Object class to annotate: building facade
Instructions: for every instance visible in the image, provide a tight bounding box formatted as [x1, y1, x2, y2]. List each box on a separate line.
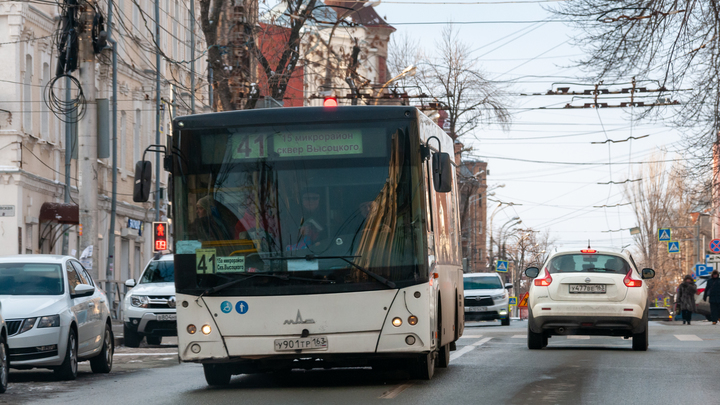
[0, 0, 205, 312]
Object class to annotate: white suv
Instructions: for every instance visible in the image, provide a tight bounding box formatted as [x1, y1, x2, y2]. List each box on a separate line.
[463, 273, 512, 325]
[123, 254, 176, 347]
[524, 248, 655, 351]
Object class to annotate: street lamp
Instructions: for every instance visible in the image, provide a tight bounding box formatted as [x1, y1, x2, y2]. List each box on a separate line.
[373, 65, 417, 105]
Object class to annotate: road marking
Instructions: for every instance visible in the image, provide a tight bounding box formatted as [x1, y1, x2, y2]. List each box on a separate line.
[512, 334, 526, 339]
[450, 338, 492, 361]
[567, 336, 590, 340]
[472, 337, 492, 346]
[114, 352, 179, 356]
[459, 334, 483, 339]
[675, 334, 702, 341]
[379, 383, 412, 399]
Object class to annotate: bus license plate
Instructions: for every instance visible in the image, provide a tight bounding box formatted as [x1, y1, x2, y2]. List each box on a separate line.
[274, 336, 328, 351]
[156, 314, 177, 321]
[569, 284, 606, 293]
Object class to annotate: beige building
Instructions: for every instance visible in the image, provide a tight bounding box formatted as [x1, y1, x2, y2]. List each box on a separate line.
[0, 0, 205, 310]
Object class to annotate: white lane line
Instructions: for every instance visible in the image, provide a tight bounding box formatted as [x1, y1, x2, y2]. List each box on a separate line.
[675, 334, 702, 341]
[567, 336, 590, 340]
[472, 337, 493, 346]
[459, 334, 483, 339]
[450, 337, 492, 361]
[114, 352, 179, 356]
[512, 335, 526, 339]
[379, 383, 413, 399]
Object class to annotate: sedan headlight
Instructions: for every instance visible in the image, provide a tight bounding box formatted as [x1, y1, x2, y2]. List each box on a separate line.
[38, 315, 60, 328]
[18, 317, 37, 335]
[131, 295, 149, 308]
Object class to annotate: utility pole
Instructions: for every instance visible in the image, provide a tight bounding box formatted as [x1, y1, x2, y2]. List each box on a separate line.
[62, 75, 71, 256]
[155, 0, 161, 221]
[189, 0, 195, 114]
[78, 0, 99, 278]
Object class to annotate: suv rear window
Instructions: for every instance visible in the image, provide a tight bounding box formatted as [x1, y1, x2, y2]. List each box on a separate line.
[464, 276, 502, 290]
[140, 259, 174, 284]
[547, 254, 630, 274]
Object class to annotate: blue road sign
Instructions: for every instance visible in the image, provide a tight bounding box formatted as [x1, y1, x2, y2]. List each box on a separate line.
[508, 297, 517, 306]
[696, 264, 713, 277]
[496, 260, 508, 272]
[668, 241, 680, 253]
[658, 228, 671, 241]
[710, 239, 720, 253]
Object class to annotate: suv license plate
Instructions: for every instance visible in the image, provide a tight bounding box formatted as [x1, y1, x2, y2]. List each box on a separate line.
[465, 307, 487, 312]
[274, 336, 328, 351]
[156, 314, 177, 321]
[569, 284, 606, 293]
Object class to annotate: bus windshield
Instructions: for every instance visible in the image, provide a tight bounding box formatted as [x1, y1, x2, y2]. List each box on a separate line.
[172, 119, 427, 296]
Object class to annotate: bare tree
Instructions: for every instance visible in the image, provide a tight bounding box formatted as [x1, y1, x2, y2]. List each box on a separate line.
[624, 152, 702, 298]
[549, 0, 720, 180]
[389, 25, 511, 141]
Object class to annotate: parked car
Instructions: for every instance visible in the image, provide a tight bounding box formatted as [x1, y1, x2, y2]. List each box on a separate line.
[0, 303, 7, 393]
[694, 277, 711, 320]
[123, 254, 176, 347]
[648, 307, 673, 321]
[0, 255, 114, 380]
[463, 272, 512, 325]
[524, 247, 655, 351]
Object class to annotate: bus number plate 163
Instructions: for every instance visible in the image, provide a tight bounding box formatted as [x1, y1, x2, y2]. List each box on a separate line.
[274, 336, 328, 351]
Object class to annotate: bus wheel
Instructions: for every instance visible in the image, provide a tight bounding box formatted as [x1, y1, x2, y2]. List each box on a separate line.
[436, 343, 450, 368]
[412, 351, 435, 380]
[203, 364, 232, 386]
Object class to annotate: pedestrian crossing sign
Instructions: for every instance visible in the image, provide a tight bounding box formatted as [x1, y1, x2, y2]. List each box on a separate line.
[508, 297, 517, 306]
[495, 260, 508, 272]
[658, 228, 671, 241]
[668, 241, 680, 253]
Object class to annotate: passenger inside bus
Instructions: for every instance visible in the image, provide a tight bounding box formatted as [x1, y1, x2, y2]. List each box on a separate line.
[193, 195, 233, 242]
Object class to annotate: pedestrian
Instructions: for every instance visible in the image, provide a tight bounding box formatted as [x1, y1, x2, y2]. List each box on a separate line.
[703, 270, 720, 324]
[677, 275, 697, 325]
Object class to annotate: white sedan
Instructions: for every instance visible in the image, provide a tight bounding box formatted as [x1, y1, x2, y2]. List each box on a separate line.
[524, 248, 655, 351]
[0, 255, 114, 379]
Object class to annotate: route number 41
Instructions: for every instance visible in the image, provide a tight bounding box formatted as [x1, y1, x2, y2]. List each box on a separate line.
[196, 249, 217, 274]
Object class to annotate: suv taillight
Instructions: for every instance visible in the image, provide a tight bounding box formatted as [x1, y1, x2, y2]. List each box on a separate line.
[624, 270, 642, 287]
[534, 270, 552, 286]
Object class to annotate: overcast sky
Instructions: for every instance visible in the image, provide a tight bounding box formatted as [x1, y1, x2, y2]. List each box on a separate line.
[372, 0, 686, 250]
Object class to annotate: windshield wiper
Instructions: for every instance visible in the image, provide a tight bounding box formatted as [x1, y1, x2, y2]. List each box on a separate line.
[583, 268, 618, 273]
[265, 254, 396, 289]
[201, 273, 335, 296]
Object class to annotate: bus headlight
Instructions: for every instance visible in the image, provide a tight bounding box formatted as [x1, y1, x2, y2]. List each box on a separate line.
[187, 324, 197, 334]
[201, 324, 212, 335]
[408, 316, 418, 325]
[392, 317, 402, 327]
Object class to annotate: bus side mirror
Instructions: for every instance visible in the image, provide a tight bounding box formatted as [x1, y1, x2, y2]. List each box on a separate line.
[133, 160, 152, 202]
[432, 152, 452, 193]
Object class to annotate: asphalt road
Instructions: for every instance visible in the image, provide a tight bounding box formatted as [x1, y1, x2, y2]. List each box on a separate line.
[4, 320, 720, 405]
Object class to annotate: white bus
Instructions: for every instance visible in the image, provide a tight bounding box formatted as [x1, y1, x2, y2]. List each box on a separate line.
[143, 105, 464, 385]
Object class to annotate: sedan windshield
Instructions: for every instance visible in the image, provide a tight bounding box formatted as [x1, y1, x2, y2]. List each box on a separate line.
[140, 260, 174, 284]
[464, 277, 502, 290]
[548, 254, 631, 274]
[0, 263, 64, 295]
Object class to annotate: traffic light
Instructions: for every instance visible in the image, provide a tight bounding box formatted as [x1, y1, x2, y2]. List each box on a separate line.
[323, 96, 338, 107]
[152, 221, 168, 252]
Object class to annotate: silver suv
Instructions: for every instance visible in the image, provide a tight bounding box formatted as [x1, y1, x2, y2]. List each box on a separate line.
[123, 254, 176, 347]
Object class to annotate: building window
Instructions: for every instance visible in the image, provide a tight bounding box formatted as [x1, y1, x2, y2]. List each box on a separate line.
[24, 54, 33, 132]
[377, 55, 387, 85]
[42, 62, 50, 141]
[120, 111, 127, 170]
[134, 108, 141, 164]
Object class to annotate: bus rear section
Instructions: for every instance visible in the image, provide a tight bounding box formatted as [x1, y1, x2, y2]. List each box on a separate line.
[166, 106, 463, 384]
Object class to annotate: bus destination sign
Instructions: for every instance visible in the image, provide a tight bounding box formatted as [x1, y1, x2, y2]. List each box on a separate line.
[232, 130, 363, 160]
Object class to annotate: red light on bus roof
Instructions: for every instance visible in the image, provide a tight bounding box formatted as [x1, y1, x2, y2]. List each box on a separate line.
[580, 249, 597, 253]
[323, 97, 338, 107]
